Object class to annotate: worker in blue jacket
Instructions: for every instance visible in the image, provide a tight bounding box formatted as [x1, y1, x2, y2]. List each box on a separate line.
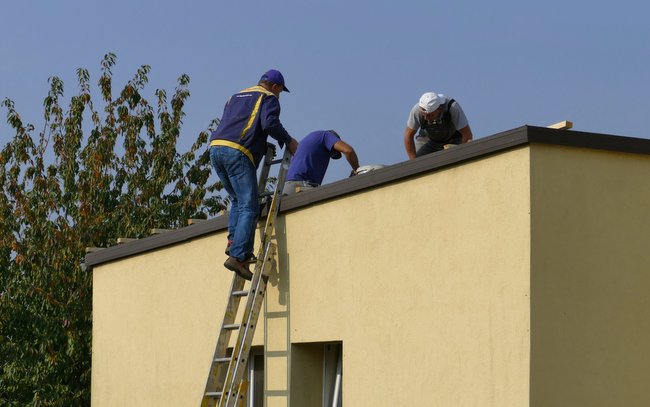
[210, 69, 298, 280]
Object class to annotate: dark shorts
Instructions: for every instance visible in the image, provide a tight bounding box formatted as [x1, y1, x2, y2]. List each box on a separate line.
[415, 134, 462, 157]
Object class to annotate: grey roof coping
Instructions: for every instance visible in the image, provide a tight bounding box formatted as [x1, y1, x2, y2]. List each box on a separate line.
[84, 125, 650, 268]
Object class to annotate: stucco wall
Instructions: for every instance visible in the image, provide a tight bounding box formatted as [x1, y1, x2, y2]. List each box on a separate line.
[278, 147, 532, 406]
[91, 231, 265, 407]
[530, 145, 650, 406]
[92, 146, 532, 406]
[91, 135, 650, 406]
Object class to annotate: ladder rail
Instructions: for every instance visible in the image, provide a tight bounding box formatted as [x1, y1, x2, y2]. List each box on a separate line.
[202, 276, 246, 406]
[220, 150, 290, 406]
[257, 143, 277, 201]
[202, 146, 291, 407]
[261, 148, 291, 238]
[219, 242, 275, 406]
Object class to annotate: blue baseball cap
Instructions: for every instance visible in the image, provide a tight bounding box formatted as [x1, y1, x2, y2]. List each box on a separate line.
[260, 69, 290, 92]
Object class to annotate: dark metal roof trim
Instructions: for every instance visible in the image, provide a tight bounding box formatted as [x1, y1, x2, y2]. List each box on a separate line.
[280, 125, 531, 212]
[84, 216, 229, 267]
[527, 126, 650, 154]
[85, 125, 650, 268]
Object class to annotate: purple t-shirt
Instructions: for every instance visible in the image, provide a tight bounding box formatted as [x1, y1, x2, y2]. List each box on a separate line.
[286, 130, 339, 185]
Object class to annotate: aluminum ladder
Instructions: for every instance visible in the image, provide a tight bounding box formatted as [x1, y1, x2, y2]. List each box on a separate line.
[201, 144, 291, 407]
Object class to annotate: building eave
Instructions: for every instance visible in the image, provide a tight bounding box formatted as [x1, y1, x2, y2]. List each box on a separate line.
[84, 125, 650, 268]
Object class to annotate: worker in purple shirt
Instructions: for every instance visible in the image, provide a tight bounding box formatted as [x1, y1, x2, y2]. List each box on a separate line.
[284, 130, 360, 194]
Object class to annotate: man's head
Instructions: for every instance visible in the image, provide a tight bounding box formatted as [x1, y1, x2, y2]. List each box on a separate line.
[328, 130, 342, 159]
[418, 92, 446, 120]
[259, 69, 290, 96]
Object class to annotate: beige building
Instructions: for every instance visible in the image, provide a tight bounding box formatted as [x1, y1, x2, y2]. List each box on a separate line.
[86, 125, 650, 407]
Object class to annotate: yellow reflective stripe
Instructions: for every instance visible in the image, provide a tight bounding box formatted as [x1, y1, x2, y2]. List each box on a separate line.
[241, 85, 275, 97]
[240, 94, 264, 140]
[210, 139, 254, 164]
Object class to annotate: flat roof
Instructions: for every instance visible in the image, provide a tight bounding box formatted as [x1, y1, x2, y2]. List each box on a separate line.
[85, 125, 650, 268]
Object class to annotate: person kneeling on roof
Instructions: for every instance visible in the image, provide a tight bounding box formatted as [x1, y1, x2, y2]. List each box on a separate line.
[403, 92, 473, 159]
[284, 130, 359, 194]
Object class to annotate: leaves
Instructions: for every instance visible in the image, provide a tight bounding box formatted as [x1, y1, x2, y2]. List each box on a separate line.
[0, 54, 226, 406]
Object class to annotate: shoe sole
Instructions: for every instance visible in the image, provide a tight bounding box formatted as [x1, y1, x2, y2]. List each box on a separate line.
[234, 269, 253, 280]
[224, 261, 253, 281]
[225, 247, 256, 264]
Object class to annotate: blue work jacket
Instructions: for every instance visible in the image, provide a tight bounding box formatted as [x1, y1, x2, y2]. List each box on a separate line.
[210, 86, 292, 166]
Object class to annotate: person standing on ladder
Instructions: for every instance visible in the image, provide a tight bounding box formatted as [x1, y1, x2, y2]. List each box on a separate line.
[403, 92, 473, 159]
[210, 69, 298, 280]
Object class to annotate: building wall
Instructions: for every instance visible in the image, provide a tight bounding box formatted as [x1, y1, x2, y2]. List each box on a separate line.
[277, 147, 532, 406]
[91, 136, 650, 406]
[530, 145, 650, 406]
[92, 232, 266, 406]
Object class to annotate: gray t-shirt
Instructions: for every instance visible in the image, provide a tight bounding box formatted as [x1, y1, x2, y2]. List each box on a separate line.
[406, 98, 469, 145]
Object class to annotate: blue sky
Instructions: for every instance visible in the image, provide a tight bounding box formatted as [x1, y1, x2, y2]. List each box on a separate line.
[1, 0, 649, 184]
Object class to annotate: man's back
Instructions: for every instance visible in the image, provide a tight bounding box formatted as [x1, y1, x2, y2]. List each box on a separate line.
[211, 85, 291, 167]
[286, 130, 340, 185]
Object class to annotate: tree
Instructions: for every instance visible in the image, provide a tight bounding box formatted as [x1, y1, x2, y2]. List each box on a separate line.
[0, 53, 224, 406]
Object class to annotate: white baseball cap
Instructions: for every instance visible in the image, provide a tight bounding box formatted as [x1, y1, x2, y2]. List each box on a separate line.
[418, 92, 447, 113]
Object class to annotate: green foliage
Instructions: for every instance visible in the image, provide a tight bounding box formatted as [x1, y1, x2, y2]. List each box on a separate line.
[0, 53, 224, 406]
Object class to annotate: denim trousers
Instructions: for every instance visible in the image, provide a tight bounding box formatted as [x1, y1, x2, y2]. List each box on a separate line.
[210, 146, 259, 260]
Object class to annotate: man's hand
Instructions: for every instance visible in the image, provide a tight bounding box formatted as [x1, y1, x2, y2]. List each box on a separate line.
[266, 142, 277, 158]
[288, 138, 299, 155]
[459, 125, 473, 144]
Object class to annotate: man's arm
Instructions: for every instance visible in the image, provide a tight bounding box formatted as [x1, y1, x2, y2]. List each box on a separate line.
[287, 138, 299, 155]
[449, 101, 472, 144]
[260, 95, 294, 148]
[458, 125, 473, 144]
[403, 127, 417, 160]
[333, 140, 360, 173]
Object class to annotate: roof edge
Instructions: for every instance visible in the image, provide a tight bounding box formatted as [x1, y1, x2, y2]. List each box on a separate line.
[85, 125, 649, 268]
[527, 126, 650, 154]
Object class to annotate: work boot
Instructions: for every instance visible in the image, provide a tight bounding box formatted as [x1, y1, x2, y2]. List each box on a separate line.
[224, 256, 253, 281]
[225, 246, 256, 264]
[225, 239, 255, 264]
[243, 253, 258, 264]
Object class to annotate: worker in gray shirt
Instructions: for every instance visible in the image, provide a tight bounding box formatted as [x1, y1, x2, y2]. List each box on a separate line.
[403, 92, 473, 159]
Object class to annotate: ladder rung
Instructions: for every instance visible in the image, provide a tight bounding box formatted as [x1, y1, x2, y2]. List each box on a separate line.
[202, 149, 289, 402]
[214, 357, 230, 363]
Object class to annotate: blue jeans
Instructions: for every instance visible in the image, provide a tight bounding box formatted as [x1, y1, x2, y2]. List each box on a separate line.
[210, 146, 259, 261]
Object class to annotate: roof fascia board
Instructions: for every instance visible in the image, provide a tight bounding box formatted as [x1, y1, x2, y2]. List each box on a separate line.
[280, 126, 530, 212]
[85, 125, 650, 268]
[85, 216, 228, 267]
[527, 126, 650, 155]
[85, 126, 530, 268]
